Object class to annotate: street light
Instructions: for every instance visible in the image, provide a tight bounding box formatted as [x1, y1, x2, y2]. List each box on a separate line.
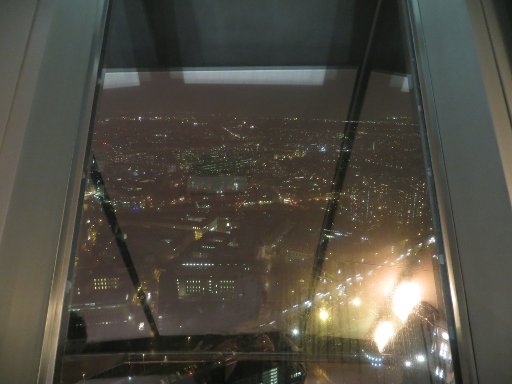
[319, 308, 329, 322]
[351, 297, 362, 307]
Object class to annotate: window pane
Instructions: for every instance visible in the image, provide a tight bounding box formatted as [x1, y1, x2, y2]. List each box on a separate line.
[55, 1, 457, 383]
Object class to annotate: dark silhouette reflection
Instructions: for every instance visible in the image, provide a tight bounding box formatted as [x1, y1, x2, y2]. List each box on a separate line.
[65, 312, 87, 354]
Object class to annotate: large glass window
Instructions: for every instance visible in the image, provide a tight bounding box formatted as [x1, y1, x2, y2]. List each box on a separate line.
[55, 1, 457, 383]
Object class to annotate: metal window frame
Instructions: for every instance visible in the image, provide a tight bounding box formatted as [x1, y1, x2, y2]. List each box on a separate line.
[0, 0, 511, 382]
[408, 0, 512, 383]
[478, 0, 512, 127]
[0, 1, 109, 383]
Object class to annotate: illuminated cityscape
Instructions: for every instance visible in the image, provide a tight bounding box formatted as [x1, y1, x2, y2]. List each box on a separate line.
[56, 4, 452, 382]
[62, 91, 453, 382]
[72, 111, 432, 336]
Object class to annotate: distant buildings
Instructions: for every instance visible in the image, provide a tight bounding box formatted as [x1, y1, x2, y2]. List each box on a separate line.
[69, 113, 435, 339]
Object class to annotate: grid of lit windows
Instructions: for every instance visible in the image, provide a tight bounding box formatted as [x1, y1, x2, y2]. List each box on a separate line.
[176, 278, 238, 297]
[184, 280, 202, 294]
[93, 277, 120, 290]
[217, 279, 236, 293]
[262, 367, 278, 384]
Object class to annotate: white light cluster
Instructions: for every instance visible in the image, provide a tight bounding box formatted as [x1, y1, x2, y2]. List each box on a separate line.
[435, 366, 445, 379]
[365, 352, 384, 368]
[392, 282, 421, 322]
[259, 236, 434, 332]
[374, 321, 394, 352]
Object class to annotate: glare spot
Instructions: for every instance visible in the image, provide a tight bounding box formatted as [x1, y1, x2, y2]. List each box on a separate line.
[319, 308, 329, 322]
[351, 297, 362, 307]
[392, 281, 421, 322]
[416, 354, 426, 363]
[374, 321, 394, 352]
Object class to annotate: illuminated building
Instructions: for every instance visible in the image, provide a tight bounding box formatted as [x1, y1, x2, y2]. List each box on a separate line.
[193, 154, 251, 176]
[188, 175, 248, 194]
[158, 232, 262, 334]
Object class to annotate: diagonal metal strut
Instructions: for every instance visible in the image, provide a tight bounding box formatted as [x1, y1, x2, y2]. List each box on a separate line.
[90, 155, 160, 337]
[300, 0, 384, 336]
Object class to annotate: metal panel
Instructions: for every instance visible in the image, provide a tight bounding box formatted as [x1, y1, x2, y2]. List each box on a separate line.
[478, 0, 512, 127]
[469, 0, 512, 199]
[0, 1, 108, 383]
[0, 0, 45, 242]
[410, 0, 512, 382]
[0, 0, 38, 143]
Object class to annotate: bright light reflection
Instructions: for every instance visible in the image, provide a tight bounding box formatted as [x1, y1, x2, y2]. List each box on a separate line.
[392, 281, 421, 322]
[351, 297, 362, 307]
[291, 328, 299, 336]
[319, 308, 329, 322]
[177, 69, 335, 86]
[103, 72, 140, 89]
[416, 354, 426, 363]
[374, 321, 394, 352]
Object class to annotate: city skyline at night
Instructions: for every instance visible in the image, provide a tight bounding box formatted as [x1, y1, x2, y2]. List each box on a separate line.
[69, 70, 436, 340]
[59, 67, 453, 383]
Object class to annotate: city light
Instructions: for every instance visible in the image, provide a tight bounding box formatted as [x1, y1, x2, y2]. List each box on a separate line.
[435, 366, 445, 379]
[374, 321, 394, 352]
[351, 297, 362, 307]
[392, 281, 421, 322]
[416, 354, 426, 363]
[69, 59, 445, 378]
[440, 342, 450, 359]
[319, 308, 330, 322]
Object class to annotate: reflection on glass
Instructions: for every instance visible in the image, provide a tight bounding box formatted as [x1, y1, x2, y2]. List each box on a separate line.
[56, 1, 456, 383]
[492, 0, 512, 64]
